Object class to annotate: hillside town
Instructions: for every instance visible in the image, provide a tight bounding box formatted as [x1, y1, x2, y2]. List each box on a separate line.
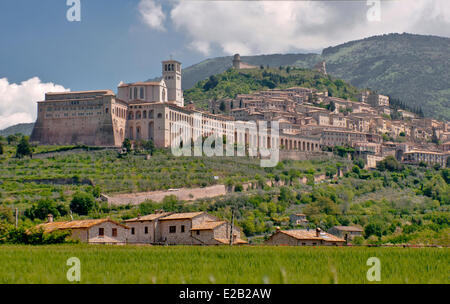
[209, 56, 450, 168]
[29, 56, 449, 170]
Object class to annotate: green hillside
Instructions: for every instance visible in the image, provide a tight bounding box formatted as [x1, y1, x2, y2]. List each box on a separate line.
[180, 33, 450, 120]
[0, 123, 34, 137]
[184, 67, 359, 109]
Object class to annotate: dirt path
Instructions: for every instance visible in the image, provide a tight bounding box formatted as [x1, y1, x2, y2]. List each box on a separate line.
[104, 184, 227, 205]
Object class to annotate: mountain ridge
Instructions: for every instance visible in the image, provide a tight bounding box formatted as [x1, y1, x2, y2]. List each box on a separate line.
[180, 33, 450, 120]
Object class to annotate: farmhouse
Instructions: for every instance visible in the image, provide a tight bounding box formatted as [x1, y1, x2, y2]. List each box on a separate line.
[328, 226, 363, 240]
[125, 211, 247, 245]
[36, 215, 129, 244]
[265, 228, 345, 246]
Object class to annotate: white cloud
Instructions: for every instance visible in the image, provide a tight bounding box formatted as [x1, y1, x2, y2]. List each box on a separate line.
[152, 0, 450, 55]
[139, 0, 166, 31]
[0, 77, 69, 130]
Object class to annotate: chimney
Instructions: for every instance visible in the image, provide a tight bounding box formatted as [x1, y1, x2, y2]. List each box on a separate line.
[316, 227, 321, 237]
[47, 214, 54, 223]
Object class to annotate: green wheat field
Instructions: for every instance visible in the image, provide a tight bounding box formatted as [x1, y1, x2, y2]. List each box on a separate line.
[0, 245, 448, 284]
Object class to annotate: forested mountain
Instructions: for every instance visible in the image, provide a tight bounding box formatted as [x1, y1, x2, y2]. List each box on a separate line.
[179, 33, 450, 120]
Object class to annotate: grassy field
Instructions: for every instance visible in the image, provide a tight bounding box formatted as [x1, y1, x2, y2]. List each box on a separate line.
[0, 245, 448, 284]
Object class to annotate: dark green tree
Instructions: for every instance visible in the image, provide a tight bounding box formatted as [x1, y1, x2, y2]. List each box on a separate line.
[15, 136, 32, 158]
[7, 134, 19, 145]
[25, 199, 68, 220]
[122, 138, 132, 152]
[70, 192, 96, 215]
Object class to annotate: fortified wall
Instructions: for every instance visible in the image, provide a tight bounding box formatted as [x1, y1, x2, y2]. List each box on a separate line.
[30, 90, 127, 146]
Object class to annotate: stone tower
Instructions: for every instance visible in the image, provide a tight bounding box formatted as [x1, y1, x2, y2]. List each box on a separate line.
[314, 61, 327, 75]
[162, 60, 184, 107]
[232, 54, 241, 69]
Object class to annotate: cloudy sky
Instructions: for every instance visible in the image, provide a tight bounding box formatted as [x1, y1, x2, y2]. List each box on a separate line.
[0, 0, 449, 129]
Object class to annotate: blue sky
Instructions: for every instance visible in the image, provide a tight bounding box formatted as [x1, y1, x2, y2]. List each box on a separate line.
[0, 0, 449, 129]
[0, 0, 207, 91]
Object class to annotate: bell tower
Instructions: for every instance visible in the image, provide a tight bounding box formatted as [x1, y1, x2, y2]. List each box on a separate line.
[162, 60, 183, 107]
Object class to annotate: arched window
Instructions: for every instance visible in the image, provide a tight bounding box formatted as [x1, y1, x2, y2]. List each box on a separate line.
[143, 110, 147, 119]
[157, 113, 163, 119]
[105, 108, 109, 114]
[136, 111, 141, 119]
[128, 112, 134, 120]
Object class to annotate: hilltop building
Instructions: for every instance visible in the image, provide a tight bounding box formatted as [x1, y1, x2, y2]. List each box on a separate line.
[232, 54, 258, 70]
[314, 61, 327, 75]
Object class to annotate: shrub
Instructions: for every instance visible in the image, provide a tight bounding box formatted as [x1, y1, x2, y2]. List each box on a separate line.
[364, 222, 383, 238]
[0, 226, 72, 245]
[16, 136, 33, 158]
[25, 199, 68, 220]
[377, 156, 403, 172]
[70, 192, 96, 215]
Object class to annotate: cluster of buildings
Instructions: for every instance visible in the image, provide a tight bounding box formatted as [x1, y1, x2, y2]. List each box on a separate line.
[210, 62, 449, 167]
[30, 56, 449, 168]
[38, 212, 247, 246]
[37, 212, 362, 246]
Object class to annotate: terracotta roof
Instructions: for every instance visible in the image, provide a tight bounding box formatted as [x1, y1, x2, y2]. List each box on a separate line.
[124, 212, 173, 223]
[332, 226, 363, 232]
[159, 212, 205, 221]
[191, 221, 226, 231]
[215, 238, 248, 245]
[36, 219, 129, 233]
[279, 230, 345, 242]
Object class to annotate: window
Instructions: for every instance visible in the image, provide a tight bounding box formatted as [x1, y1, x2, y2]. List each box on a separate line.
[181, 225, 185, 233]
[302, 243, 306, 246]
[157, 113, 163, 119]
[99, 228, 104, 236]
[196, 231, 200, 235]
[169, 226, 176, 233]
[145, 227, 149, 234]
[131, 228, 135, 235]
[112, 228, 117, 237]
[140, 87, 144, 99]
[134, 87, 138, 100]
